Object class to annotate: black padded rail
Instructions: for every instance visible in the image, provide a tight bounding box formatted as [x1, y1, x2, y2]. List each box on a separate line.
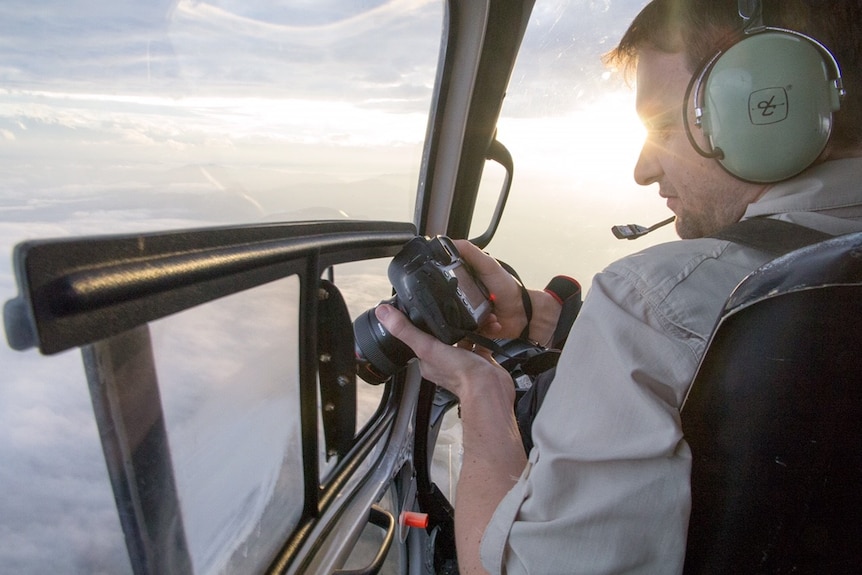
[4, 220, 416, 354]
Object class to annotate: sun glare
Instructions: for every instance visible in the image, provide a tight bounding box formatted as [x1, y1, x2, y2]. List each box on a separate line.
[497, 91, 646, 186]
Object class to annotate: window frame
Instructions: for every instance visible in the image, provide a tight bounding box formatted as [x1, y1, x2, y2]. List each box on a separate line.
[5, 220, 417, 573]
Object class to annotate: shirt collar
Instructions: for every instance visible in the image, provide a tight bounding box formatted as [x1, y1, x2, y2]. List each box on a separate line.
[743, 157, 862, 218]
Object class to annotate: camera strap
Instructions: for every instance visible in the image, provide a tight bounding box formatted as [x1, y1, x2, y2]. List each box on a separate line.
[494, 258, 534, 340]
[462, 331, 561, 369]
[463, 271, 583, 368]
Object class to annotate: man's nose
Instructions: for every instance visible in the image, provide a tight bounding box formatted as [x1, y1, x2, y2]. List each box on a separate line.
[634, 140, 662, 186]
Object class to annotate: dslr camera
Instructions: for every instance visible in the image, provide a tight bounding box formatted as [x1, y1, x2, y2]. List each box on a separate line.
[354, 235, 493, 384]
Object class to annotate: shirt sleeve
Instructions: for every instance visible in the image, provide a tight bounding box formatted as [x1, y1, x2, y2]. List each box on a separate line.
[480, 265, 700, 575]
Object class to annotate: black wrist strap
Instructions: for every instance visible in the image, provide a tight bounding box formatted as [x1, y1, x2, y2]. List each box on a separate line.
[494, 258, 533, 340]
[517, 279, 532, 340]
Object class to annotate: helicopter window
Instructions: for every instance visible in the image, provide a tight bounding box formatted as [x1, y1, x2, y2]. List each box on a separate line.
[1, 1, 442, 573]
[150, 276, 303, 574]
[441, 0, 679, 506]
[473, 0, 675, 288]
[318, 258, 393, 482]
[0, 0, 439, 234]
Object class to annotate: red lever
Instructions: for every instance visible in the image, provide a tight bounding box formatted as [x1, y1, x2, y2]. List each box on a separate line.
[400, 511, 429, 529]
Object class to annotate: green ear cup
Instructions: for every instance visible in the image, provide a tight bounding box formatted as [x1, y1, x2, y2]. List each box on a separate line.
[700, 31, 843, 183]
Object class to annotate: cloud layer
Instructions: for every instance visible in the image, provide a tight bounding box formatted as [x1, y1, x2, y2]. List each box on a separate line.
[0, 1, 659, 573]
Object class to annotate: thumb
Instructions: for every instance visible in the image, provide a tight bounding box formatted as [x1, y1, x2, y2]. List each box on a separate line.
[375, 304, 434, 357]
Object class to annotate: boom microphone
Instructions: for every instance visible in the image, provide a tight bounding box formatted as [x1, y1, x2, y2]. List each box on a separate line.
[611, 216, 675, 240]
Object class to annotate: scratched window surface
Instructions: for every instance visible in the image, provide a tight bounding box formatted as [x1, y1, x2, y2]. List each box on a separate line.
[1, 0, 685, 572]
[473, 0, 677, 290]
[0, 1, 439, 232]
[152, 277, 303, 574]
[0, 1, 441, 573]
[440, 0, 679, 503]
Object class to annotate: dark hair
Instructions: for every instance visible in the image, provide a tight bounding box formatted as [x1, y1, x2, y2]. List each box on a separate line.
[605, 0, 862, 150]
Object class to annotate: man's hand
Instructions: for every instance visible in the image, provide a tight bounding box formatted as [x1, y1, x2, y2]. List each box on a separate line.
[374, 303, 512, 401]
[375, 301, 527, 575]
[455, 240, 563, 347]
[454, 240, 529, 340]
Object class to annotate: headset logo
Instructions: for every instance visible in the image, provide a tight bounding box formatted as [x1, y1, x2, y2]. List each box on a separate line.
[749, 87, 788, 125]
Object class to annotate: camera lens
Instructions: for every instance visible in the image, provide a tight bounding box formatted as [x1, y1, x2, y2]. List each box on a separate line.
[353, 300, 416, 384]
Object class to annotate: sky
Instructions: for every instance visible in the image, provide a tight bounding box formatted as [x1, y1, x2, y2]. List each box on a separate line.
[0, 1, 678, 573]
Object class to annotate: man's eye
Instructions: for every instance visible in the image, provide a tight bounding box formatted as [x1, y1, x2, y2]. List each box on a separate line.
[642, 111, 683, 143]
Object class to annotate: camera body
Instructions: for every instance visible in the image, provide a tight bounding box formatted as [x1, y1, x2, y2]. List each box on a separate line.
[354, 235, 492, 384]
[390, 235, 492, 344]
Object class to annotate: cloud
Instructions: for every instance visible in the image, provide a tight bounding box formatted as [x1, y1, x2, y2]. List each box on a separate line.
[0, 239, 400, 573]
[165, 0, 443, 111]
[0, 0, 441, 111]
[0, 1, 665, 573]
[174, 0, 436, 39]
[0, 342, 131, 574]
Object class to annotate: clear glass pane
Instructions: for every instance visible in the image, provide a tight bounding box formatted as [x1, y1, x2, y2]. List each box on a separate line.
[151, 276, 302, 574]
[486, 0, 677, 287]
[1, 1, 443, 572]
[319, 257, 394, 481]
[431, 406, 463, 504]
[445, 0, 681, 506]
[0, 0, 441, 235]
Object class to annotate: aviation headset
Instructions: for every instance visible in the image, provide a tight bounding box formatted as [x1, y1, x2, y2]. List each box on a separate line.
[684, 0, 846, 183]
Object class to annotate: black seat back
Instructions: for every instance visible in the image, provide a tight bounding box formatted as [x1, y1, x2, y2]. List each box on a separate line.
[682, 232, 862, 574]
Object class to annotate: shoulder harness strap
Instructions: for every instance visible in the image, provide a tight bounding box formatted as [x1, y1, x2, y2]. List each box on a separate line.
[710, 217, 834, 257]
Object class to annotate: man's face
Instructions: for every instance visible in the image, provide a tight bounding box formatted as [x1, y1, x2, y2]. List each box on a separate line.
[633, 49, 767, 239]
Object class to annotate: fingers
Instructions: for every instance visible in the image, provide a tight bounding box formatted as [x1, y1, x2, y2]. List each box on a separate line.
[452, 241, 528, 339]
[452, 240, 520, 301]
[477, 314, 503, 338]
[376, 303, 491, 360]
[374, 304, 435, 357]
[453, 239, 501, 277]
[374, 303, 499, 393]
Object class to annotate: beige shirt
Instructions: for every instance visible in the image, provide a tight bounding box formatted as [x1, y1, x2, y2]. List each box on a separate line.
[481, 158, 862, 574]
